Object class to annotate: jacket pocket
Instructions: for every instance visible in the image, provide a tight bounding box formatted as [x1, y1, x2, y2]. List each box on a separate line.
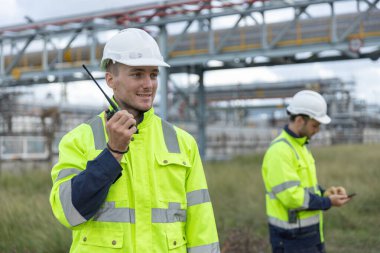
[155, 152, 191, 169]
[79, 229, 123, 249]
[155, 153, 191, 203]
[166, 226, 187, 251]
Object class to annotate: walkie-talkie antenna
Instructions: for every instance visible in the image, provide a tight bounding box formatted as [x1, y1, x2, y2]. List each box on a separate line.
[82, 64, 119, 111]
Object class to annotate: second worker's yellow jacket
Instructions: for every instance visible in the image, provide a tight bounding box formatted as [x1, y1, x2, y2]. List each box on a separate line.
[262, 128, 330, 243]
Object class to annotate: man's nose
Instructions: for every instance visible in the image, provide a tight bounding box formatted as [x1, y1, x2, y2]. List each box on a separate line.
[142, 75, 153, 88]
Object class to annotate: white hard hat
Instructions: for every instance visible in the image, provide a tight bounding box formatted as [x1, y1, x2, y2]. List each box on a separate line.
[287, 90, 331, 124]
[100, 28, 170, 70]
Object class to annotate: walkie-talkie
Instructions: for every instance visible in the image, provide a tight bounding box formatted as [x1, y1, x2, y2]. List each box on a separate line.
[82, 64, 119, 120]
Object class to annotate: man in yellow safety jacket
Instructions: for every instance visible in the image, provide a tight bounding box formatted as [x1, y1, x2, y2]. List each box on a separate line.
[261, 90, 352, 253]
[50, 28, 219, 253]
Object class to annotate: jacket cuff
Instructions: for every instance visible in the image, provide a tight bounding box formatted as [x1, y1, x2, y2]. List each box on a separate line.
[91, 148, 122, 182]
[307, 193, 332, 211]
[321, 196, 332, 210]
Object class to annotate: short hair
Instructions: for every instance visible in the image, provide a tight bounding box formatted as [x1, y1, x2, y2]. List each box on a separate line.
[287, 110, 310, 122]
[104, 60, 120, 76]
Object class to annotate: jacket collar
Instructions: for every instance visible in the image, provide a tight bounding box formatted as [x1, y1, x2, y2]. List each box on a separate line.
[137, 107, 154, 130]
[284, 124, 309, 145]
[108, 97, 155, 130]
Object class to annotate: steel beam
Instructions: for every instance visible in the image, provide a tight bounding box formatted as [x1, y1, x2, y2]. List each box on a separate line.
[338, 0, 380, 42]
[5, 35, 35, 75]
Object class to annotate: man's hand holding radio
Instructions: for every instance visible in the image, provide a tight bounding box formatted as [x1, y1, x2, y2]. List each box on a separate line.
[106, 110, 137, 161]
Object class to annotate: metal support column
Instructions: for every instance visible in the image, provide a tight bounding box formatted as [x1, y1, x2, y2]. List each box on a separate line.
[42, 37, 48, 71]
[197, 67, 206, 158]
[208, 17, 215, 55]
[159, 26, 168, 120]
[90, 32, 98, 66]
[0, 41, 4, 76]
[330, 2, 337, 43]
[261, 11, 268, 49]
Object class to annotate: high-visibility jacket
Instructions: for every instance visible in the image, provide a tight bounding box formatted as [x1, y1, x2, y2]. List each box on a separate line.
[50, 108, 219, 253]
[261, 127, 331, 245]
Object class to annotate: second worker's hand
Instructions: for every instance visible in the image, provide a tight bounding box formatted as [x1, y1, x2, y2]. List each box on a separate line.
[329, 194, 351, 207]
[324, 186, 347, 197]
[106, 110, 137, 161]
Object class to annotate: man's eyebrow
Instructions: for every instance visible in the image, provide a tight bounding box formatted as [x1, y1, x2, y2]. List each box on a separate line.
[129, 68, 159, 73]
[129, 68, 144, 72]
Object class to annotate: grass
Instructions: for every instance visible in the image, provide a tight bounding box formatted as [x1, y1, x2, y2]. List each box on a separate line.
[205, 143, 380, 253]
[0, 170, 71, 253]
[0, 144, 379, 252]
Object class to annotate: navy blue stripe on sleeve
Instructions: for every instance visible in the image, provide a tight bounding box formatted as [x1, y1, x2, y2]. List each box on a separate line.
[307, 193, 331, 211]
[71, 148, 122, 220]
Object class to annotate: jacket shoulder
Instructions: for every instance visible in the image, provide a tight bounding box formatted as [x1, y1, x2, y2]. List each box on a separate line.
[265, 136, 297, 160]
[59, 115, 101, 148]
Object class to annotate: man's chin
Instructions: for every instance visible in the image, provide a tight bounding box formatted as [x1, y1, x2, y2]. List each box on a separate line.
[138, 105, 152, 113]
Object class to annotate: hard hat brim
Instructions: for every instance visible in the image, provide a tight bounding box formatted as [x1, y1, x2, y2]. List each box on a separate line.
[314, 115, 331, 124]
[122, 58, 170, 68]
[101, 58, 170, 70]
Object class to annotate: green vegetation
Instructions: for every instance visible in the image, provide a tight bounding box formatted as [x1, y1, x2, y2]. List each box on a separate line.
[0, 170, 71, 252]
[206, 144, 380, 253]
[1, 144, 379, 252]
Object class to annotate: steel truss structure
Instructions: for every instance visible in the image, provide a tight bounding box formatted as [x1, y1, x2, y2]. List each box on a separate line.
[1, 0, 380, 156]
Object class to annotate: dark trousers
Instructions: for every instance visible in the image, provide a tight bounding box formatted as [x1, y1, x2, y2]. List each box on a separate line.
[269, 224, 326, 253]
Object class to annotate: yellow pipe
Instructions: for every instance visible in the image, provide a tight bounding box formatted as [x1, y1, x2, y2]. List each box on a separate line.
[240, 27, 246, 50]
[296, 22, 302, 45]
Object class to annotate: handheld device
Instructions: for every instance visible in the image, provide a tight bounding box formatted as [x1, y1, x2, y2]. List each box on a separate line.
[82, 64, 119, 120]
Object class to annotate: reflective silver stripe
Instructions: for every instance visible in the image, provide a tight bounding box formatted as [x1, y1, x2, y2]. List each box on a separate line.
[93, 202, 135, 223]
[187, 242, 221, 253]
[59, 180, 86, 226]
[161, 119, 180, 153]
[152, 202, 186, 223]
[187, 189, 210, 207]
[290, 189, 310, 212]
[86, 116, 106, 150]
[55, 168, 81, 182]
[271, 181, 300, 195]
[267, 187, 310, 206]
[268, 188, 310, 210]
[301, 189, 310, 209]
[271, 138, 299, 160]
[268, 214, 320, 230]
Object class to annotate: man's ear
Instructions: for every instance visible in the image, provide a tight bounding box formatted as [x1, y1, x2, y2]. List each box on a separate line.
[295, 115, 305, 125]
[105, 72, 114, 89]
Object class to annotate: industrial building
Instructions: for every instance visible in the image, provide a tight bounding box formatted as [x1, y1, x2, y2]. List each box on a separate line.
[1, 0, 380, 167]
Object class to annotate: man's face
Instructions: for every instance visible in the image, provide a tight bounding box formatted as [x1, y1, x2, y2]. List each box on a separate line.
[299, 118, 321, 139]
[107, 64, 159, 115]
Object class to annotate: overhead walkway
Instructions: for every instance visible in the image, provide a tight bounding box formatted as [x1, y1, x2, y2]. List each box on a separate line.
[0, 0, 379, 87]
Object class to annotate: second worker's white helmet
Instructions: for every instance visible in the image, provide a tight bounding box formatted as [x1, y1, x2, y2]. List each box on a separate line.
[100, 28, 170, 70]
[287, 90, 331, 124]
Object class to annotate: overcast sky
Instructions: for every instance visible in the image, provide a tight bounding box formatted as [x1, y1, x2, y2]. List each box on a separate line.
[1, 0, 380, 106]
